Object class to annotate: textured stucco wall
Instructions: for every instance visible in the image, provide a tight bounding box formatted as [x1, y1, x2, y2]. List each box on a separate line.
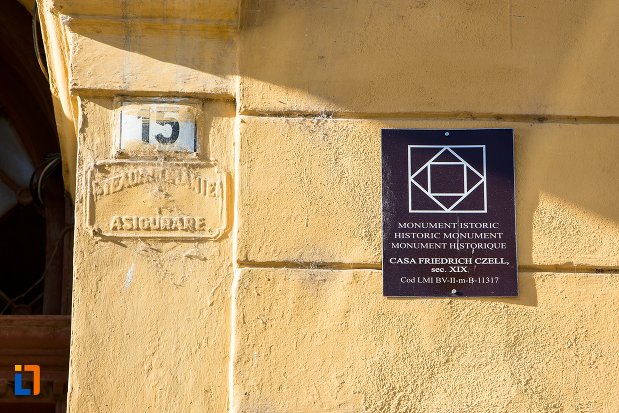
[233, 3, 619, 410]
[68, 98, 235, 412]
[39, 0, 619, 412]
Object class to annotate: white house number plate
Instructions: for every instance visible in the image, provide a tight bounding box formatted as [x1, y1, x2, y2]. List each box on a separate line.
[119, 100, 198, 153]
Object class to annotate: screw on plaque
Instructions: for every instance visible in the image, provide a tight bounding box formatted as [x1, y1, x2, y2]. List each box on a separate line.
[451, 289, 463, 296]
[444, 131, 450, 136]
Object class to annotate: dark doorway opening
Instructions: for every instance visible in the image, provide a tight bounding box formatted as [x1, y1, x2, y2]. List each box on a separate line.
[0, 2, 72, 412]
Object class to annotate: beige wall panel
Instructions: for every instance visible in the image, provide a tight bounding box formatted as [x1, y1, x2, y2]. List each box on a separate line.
[68, 98, 234, 412]
[51, 0, 239, 21]
[239, 0, 619, 116]
[67, 26, 236, 97]
[238, 118, 619, 267]
[233, 268, 619, 413]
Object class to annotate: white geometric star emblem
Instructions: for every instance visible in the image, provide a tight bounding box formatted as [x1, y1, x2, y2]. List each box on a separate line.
[408, 145, 487, 213]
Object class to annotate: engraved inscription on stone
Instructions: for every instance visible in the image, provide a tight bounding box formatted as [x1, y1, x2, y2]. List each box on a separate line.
[87, 161, 227, 239]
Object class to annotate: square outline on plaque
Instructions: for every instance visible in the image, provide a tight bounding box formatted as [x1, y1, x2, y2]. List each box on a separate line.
[112, 97, 204, 159]
[408, 145, 487, 213]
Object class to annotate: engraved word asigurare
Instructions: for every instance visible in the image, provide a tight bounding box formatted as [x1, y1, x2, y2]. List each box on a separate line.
[86, 160, 227, 239]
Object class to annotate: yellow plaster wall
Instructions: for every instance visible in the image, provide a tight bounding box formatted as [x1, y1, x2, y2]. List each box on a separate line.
[37, 0, 619, 412]
[238, 0, 619, 116]
[68, 98, 235, 412]
[233, 1, 619, 412]
[233, 270, 619, 412]
[66, 25, 236, 97]
[237, 119, 619, 268]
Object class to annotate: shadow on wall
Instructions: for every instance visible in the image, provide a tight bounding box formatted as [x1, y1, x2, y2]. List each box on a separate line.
[65, 1, 619, 112]
[236, 0, 619, 115]
[514, 125, 619, 268]
[234, 0, 619, 271]
[67, 1, 619, 269]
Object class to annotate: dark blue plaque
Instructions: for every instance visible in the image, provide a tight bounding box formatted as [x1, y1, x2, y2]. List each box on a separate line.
[382, 129, 517, 297]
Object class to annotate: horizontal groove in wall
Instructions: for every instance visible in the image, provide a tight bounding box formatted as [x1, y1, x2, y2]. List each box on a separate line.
[72, 88, 237, 101]
[239, 110, 619, 124]
[519, 265, 619, 274]
[238, 261, 619, 274]
[237, 261, 382, 271]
